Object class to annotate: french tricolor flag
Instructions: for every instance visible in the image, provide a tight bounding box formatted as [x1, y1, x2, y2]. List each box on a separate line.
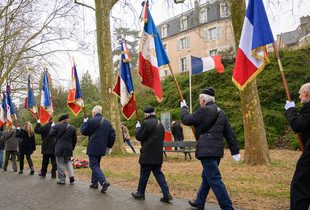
[138, 0, 170, 102]
[232, 0, 274, 90]
[6, 84, 15, 131]
[40, 70, 53, 124]
[191, 55, 224, 75]
[67, 65, 83, 116]
[0, 92, 6, 128]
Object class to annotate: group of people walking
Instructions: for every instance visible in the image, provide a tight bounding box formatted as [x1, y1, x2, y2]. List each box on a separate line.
[0, 83, 309, 209]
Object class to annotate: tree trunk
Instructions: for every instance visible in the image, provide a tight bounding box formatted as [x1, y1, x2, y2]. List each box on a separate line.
[94, 0, 126, 154]
[230, 0, 270, 165]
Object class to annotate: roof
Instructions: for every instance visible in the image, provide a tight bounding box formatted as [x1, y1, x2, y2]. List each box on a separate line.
[280, 30, 302, 45]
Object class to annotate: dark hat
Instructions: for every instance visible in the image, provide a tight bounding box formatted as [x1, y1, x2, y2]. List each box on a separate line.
[200, 87, 215, 96]
[143, 107, 154, 113]
[58, 114, 69, 122]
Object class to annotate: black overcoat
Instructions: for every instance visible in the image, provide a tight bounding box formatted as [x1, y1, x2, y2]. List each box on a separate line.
[135, 115, 165, 165]
[181, 101, 239, 159]
[49, 122, 77, 157]
[171, 123, 184, 140]
[35, 122, 55, 155]
[16, 129, 36, 155]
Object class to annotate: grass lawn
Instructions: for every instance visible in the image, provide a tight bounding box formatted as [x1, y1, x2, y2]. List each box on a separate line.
[28, 144, 298, 210]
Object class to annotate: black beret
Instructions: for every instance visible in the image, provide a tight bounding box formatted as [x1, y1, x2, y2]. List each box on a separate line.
[58, 114, 69, 122]
[143, 107, 154, 113]
[200, 87, 215, 96]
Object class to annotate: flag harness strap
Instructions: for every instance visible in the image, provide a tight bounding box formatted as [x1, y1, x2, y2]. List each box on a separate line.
[55, 124, 71, 145]
[199, 107, 220, 139]
[90, 117, 104, 137]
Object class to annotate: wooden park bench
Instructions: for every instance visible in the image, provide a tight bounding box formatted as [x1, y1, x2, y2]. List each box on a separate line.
[163, 141, 196, 160]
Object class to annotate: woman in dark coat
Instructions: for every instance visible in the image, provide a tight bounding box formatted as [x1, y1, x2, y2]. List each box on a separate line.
[16, 121, 36, 174]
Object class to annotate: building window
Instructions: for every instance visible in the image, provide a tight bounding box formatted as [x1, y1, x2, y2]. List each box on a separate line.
[180, 57, 188, 72]
[200, 9, 207, 24]
[177, 36, 190, 50]
[180, 16, 188, 31]
[162, 26, 167, 38]
[163, 44, 168, 54]
[209, 28, 217, 40]
[164, 69, 168, 76]
[210, 49, 218, 56]
[205, 27, 221, 41]
[220, 3, 230, 18]
[181, 38, 187, 49]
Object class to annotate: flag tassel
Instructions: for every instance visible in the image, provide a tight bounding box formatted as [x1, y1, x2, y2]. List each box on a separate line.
[272, 42, 304, 153]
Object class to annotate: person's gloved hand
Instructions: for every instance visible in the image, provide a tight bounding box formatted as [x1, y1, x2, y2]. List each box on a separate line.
[84, 118, 88, 122]
[285, 100, 295, 110]
[37, 119, 41, 123]
[106, 148, 112, 154]
[232, 154, 240, 161]
[17, 127, 20, 130]
[136, 122, 141, 128]
[180, 99, 187, 108]
[51, 122, 55, 127]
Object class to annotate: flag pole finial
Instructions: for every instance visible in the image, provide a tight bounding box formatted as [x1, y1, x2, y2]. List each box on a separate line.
[72, 56, 75, 66]
[26, 65, 29, 75]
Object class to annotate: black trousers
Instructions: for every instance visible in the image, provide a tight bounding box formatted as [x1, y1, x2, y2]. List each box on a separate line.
[41, 154, 57, 176]
[290, 149, 310, 210]
[19, 154, 33, 171]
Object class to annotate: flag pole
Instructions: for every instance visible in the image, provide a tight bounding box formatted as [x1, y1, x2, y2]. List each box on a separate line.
[72, 56, 87, 118]
[132, 93, 139, 122]
[272, 42, 304, 153]
[167, 63, 197, 142]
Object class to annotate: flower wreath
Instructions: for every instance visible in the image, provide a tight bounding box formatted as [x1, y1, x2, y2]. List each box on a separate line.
[71, 157, 89, 169]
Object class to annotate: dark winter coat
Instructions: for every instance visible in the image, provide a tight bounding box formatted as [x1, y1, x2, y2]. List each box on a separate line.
[181, 101, 239, 159]
[35, 122, 55, 155]
[1, 129, 19, 152]
[171, 123, 184, 140]
[16, 129, 36, 155]
[135, 115, 165, 165]
[0, 130, 4, 150]
[49, 122, 77, 157]
[81, 114, 115, 157]
[286, 101, 310, 150]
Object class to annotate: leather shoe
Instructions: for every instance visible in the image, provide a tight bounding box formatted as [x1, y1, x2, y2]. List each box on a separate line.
[188, 200, 204, 209]
[90, 183, 99, 189]
[132, 191, 145, 200]
[160, 194, 173, 202]
[56, 181, 65, 185]
[19, 171, 23, 174]
[38, 173, 46, 177]
[101, 181, 110, 193]
[51, 174, 57, 178]
[30, 169, 34, 175]
[70, 176, 75, 183]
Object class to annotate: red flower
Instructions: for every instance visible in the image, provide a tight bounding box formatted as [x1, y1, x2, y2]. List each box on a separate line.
[82, 164, 85, 167]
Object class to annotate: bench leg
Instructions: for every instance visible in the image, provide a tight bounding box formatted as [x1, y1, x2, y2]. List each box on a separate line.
[163, 152, 167, 158]
[184, 152, 187, 160]
[189, 152, 192, 160]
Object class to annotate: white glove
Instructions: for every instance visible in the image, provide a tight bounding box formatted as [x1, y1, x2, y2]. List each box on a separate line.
[84, 118, 88, 122]
[37, 120, 41, 123]
[106, 148, 112, 154]
[51, 122, 55, 127]
[232, 154, 240, 161]
[136, 122, 141, 128]
[17, 127, 20, 130]
[285, 100, 295, 110]
[180, 99, 187, 108]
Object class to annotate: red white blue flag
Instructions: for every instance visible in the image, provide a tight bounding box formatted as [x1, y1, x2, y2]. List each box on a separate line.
[113, 40, 136, 120]
[139, 0, 170, 102]
[67, 65, 83, 116]
[6, 84, 16, 131]
[232, 0, 274, 90]
[40, 70, 53, 124]
[191, 55, 224, 75]
[0, 92, 6, 128]
[24, 74, 39, 119]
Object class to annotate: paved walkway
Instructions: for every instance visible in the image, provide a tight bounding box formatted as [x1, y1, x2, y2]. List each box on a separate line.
[0, 169, 241, 210]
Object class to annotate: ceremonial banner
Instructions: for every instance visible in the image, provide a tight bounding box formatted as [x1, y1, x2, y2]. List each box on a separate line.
[113, 40, 136, 120]
[0, 92, 6, 128]
[191, 55, 224, 75]
[6, 84, 15, 131]
[139, 0, 170, 102]
[40, 70, 53, 124]
[67, 65, 83, 116]
[24, 74, 39, 119]
[232, 0, 274, 90]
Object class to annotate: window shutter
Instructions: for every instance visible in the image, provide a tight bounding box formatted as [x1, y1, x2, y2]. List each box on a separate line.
[217, 26, 221, 38]
[186, 36, 190, 48]
[204, 30, 209, 41]
[177, 39, 180, 51]
[179, 58, 182, 72]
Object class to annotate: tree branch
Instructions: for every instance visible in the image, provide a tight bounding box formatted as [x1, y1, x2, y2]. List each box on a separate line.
[74, 0, 95, 11]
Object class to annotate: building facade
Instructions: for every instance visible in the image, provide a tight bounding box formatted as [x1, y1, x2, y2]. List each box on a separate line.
[156, 0, 235, 79]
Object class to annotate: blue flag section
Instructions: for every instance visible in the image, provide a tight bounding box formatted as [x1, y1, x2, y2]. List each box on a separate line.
[25, 74, 39, 119]
[40, 70, 53, 124]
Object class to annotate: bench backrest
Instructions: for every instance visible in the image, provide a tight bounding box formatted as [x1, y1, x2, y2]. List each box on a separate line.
[163, 141, 196, 148]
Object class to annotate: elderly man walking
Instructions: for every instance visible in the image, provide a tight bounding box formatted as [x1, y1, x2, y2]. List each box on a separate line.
[81, 105, 115, 193]
[285, 83, 310, 210]
[180, 87, 240, 210]
[132, 107, 172, 202]
[49, 114, 77, 185]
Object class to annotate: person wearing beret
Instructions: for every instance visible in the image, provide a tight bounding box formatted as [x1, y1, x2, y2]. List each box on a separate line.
[132, 107, 173, 203]
[180, 87, 240, 210]
[81, 105, 115, 193]
[285, 83, 310, 210]
[49, 114, 77, 185]
[35, 118, 57, 178]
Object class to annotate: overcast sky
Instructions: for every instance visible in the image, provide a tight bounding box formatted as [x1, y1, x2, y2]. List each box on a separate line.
[52, 0, 310, 90]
